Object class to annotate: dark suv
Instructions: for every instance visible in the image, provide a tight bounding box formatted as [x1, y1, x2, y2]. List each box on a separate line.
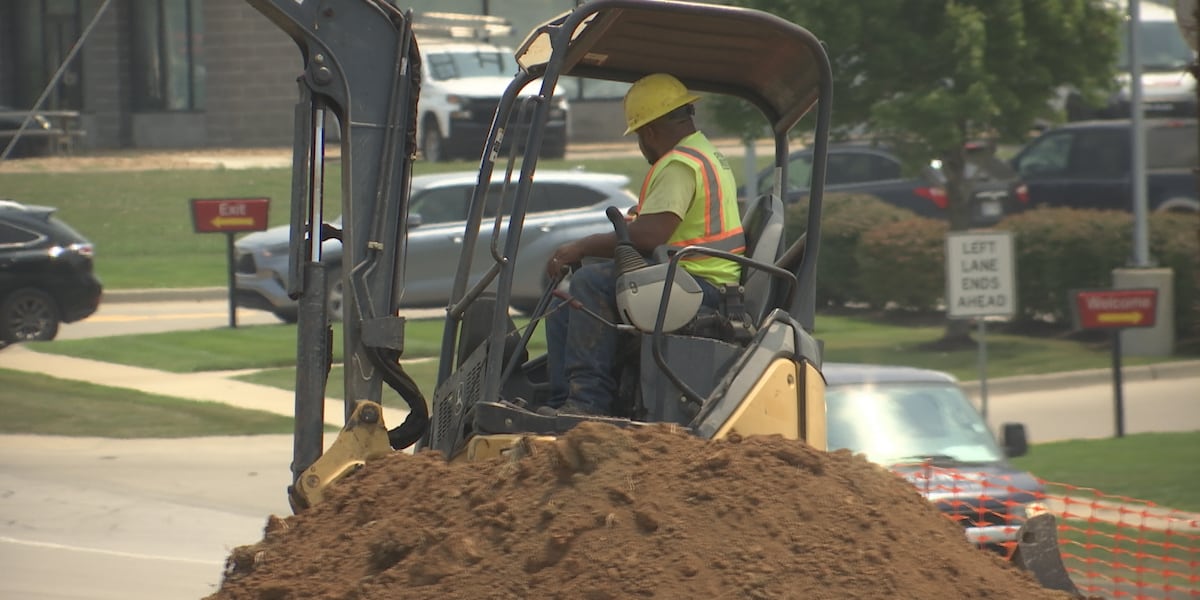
[0, 200, 102, 343]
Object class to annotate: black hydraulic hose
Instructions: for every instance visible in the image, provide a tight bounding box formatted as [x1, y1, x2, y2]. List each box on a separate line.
[371, 346, 429, 450]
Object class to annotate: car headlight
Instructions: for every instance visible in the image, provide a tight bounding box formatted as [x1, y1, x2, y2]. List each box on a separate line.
[261, 242, 290, 258]
[1010, 501, 1050, 521]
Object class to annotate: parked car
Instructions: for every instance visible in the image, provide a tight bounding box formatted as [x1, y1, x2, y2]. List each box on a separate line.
[0, 200, 102, 343]
[1010, 118, 1199, 213]
[235, 170, 638, 322]
[823, 362, 1044, 550]
[755, 142, 1027, 227]
[417, 36, 569, 162]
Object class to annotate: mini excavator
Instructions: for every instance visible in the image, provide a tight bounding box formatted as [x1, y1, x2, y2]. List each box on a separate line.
[246, 0, 1080, 595]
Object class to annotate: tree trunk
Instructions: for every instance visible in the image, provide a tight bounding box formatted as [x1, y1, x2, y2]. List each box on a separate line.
[940, 141, 973, 346]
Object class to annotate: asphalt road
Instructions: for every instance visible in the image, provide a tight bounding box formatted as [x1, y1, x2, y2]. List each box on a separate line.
[56, 299, 281, 339]
[56, 298, 447, 339]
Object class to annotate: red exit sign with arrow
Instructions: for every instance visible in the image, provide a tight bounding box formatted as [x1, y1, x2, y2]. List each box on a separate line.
[190, 197, 270, 233]
[1073, 288, 1158, 330]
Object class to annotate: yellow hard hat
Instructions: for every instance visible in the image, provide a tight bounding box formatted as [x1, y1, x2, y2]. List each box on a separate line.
[622, 73, 700, 136]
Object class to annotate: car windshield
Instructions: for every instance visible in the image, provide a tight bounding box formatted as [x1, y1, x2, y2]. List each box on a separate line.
[825, 382, 1005, 465]
[427, 50, 518, 81]
[1117, 21, 1194, 72]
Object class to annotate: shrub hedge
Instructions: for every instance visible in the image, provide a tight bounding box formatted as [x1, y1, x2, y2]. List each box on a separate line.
[782, 193, 914, 307]
[788, 201, 1198, 340]
[856, 217, 949, 310]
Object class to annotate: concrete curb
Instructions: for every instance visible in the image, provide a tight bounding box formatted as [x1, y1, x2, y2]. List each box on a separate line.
[959, 359, 1200, 396]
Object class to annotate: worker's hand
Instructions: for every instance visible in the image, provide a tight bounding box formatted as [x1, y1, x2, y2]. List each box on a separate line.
[546, 243, 583, 279]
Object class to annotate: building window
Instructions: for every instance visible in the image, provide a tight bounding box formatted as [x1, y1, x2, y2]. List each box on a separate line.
[131, 0, 204, 111]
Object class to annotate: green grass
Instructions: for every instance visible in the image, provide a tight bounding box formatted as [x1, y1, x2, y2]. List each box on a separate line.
[816, 315, 1190, 380]
[1011, 432, 1200, 512]
[236, 360, 442, 404]
[0, 368, 304, 437]
[24, 317, 460, 372]
[30, 312, 1187, 380]
[0, 155, 719, 289]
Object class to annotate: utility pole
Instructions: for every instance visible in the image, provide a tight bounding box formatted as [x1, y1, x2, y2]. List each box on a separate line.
[1129, 0, 1150, 268]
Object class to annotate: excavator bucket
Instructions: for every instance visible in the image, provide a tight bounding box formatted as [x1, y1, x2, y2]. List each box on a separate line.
[1010, 514, 1082, 597]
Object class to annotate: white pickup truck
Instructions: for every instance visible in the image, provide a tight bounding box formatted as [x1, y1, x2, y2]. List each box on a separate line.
[417, 37, 569, 162]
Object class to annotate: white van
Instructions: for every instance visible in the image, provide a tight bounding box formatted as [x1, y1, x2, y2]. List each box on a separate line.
[1066, 0, 1196, 120]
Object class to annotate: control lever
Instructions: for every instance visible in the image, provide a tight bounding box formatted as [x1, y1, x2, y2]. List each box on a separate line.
[607, 206, 703, 333]
[606, 206, 648, 277]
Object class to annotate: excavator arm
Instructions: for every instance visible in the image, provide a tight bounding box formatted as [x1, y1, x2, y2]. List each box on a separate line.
[245, 0, 428, 510]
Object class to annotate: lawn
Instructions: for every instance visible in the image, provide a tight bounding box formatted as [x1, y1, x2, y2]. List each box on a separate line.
[29, 311, 1189, 381]
[0, 368, 302, 437]
[0, 154, 769, 289]
[1011, 432, 1200, 512]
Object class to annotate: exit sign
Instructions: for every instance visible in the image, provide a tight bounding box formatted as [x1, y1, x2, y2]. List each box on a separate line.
[190, 197, 270, 233]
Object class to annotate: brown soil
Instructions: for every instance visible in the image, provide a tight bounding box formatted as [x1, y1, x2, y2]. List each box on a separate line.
[207, 423, 1073, 600]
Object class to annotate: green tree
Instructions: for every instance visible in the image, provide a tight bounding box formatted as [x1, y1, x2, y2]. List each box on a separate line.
[719, 0, 1121, 343]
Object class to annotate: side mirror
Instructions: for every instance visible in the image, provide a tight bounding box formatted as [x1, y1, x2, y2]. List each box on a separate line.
[1000, 423, 1029, 458]
[407, 213, 423, 228]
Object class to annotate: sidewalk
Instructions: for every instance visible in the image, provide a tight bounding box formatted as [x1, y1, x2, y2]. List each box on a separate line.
[0, 344, 410, 428]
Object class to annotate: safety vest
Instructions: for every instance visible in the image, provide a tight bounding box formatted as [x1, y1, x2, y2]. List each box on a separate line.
[638, 131, 744, 286]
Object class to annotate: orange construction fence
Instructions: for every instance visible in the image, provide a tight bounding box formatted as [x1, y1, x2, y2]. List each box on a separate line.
[893, 464, 1200, 600]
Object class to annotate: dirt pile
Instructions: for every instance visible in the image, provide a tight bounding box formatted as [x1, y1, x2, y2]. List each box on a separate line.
[208, 423, 1071, 600]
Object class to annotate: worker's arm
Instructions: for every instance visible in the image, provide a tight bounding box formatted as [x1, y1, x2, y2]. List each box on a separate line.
[544, 162, 691, 279]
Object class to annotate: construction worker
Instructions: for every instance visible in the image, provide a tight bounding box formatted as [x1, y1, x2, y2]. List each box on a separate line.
[540, 73, 745, 417]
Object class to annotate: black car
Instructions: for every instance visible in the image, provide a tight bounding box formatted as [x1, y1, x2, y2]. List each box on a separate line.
[755, 142, 1028, 227]
[1009, 118, 1199, 213]
[0, 200, 102, 343]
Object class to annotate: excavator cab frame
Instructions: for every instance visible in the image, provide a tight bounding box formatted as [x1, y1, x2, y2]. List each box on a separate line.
[421, 0, 834, 460]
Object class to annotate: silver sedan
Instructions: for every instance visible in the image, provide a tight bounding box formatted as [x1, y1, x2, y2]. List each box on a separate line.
[233, 170, 638, 322]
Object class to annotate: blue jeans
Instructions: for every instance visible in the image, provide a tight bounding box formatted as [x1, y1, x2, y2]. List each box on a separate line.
[545, 260, 722, 413]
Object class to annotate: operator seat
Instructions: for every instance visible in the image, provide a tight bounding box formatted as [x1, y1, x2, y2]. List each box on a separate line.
[738, 193, 786, 328]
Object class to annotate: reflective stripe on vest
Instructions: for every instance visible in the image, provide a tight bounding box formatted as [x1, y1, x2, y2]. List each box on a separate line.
[638, 147, 745, 257]
[637, 133, 744, 285]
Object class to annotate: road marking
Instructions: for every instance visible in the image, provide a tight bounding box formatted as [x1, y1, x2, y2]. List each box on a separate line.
[0, 535, 224, 566]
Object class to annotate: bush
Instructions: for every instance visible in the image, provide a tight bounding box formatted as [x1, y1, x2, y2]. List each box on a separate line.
[1149, 212, 1200, 339]
[783, 193, 915, 307]
[997, 207, 1132, 323]
[856, 217, 949, 310]
[997, 208, 1198, 339]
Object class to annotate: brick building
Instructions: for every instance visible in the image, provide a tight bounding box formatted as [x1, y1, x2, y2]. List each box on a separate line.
[0, 0, 629, 153]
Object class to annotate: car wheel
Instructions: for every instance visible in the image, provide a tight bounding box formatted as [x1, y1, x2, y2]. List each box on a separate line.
[1, 288, 60, 343]
[327, 268, 345, 323]
[421, 118, 446, 162]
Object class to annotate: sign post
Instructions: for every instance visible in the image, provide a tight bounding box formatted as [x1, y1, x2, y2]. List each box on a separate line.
[1070, 288, 1159, 438]
[945, 231, 1017, 422]
[190, 197, 271, 328]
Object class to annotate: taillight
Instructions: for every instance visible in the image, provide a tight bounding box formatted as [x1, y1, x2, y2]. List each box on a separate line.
[1016, 184, 1029, 205]
[915, 186, 948, 209]
[69, 242, 94, 257]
